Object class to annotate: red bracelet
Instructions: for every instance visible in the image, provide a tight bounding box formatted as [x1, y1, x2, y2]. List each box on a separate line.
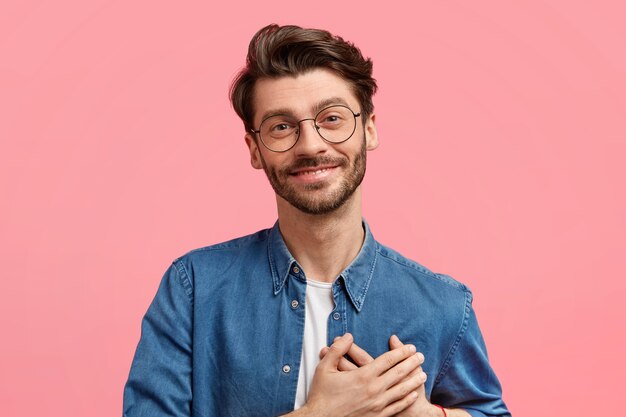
[434, 404, 447, 417]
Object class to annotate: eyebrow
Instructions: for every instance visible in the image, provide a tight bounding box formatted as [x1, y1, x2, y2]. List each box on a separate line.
[258, 97, 353, 123]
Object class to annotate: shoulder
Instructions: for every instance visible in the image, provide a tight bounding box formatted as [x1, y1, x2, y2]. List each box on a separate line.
[180, 228, 270, 258]
[372, 241, 476, 352]
[374, 241, 473, 301]
[170, 228, 272, 288]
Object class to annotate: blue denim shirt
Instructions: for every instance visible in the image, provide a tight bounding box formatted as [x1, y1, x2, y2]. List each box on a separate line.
[123, 221, 510, 417]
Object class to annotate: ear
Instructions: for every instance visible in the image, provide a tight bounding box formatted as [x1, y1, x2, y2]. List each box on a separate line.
[364, 113, 379, 151]
[245, 133, 264, 170]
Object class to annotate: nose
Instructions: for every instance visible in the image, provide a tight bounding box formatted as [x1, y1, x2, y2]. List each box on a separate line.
[293, 118, 329, 157]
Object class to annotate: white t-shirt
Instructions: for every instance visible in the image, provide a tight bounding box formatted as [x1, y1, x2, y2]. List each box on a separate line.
[294, 279, 335, 409]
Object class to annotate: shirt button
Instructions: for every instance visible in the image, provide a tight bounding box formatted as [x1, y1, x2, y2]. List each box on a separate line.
[282, 364, 291, 373]
[292, 266, 300, 274]
[291, 299, 299, 309]
[332, 312, 341, 320]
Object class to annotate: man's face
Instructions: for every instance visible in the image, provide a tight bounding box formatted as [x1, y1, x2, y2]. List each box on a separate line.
[244, 68, 378, 215]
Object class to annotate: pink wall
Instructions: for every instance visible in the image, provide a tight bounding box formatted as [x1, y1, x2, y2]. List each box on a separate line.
[1, 2, 625, 416]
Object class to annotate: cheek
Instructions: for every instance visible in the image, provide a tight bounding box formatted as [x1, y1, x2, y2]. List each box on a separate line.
[340, 138, 367, 157]
[258, 152, 288, 172]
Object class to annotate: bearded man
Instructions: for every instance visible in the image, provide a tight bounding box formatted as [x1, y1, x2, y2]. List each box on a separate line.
[123, 24, 510, 417]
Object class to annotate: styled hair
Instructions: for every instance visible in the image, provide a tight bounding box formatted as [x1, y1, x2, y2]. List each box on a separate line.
[230, 24, 377, 132]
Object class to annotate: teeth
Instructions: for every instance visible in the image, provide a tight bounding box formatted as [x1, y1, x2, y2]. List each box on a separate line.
[297, 168, 329, 176]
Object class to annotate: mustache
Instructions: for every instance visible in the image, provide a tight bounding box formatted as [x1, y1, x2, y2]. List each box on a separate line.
[283, 156, 348, 173]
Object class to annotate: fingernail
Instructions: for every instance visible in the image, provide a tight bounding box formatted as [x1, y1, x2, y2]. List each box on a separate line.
[411, 391, 418, 399]
[408, 344, 416, 353]
[421, 372, 427, 381]
[417, 352, 424, 362]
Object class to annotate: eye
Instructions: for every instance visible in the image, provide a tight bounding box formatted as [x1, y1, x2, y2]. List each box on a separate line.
[316, 110, 347, 129]
[319, 112, 343, 122]
[271, 123, 292, 132]
[264, 118, 297, 138]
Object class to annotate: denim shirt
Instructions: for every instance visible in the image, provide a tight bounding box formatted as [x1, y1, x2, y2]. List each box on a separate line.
[123, 221, 510, 417]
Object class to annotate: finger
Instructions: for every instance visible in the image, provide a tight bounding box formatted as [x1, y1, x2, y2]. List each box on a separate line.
[319, 346, 329, 360]
[329, 336, 372, 369]
[389, 335, 425, 366]
[369, 343, 416, 376]
[379, 351, 424, 388]
[319, 346, 358, 371]
[387, 362, 425, 396]
[416, 371, 427, 394]
[346, 341, 374, 367]
[380, 390, 419, 417]
[338, 357, 358, 371]
[400, 364, 422, 379]
[318, 333, 353, 370]
[389, 334, 403, 349]
[380, 369, 427, 409]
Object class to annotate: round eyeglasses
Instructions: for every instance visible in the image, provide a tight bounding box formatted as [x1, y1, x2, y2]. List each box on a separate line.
[250, 105, 361, 152]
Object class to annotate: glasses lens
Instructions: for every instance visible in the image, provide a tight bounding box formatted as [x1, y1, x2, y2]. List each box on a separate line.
[257, 106, 358, 152]
[259, 116, 298, 152]
[315, 106, 356, 143]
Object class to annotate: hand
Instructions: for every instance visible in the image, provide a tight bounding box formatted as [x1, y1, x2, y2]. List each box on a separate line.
[319, 335, 441, 417]
[298, 333, 424, 417]
[388, 335, 442, 417]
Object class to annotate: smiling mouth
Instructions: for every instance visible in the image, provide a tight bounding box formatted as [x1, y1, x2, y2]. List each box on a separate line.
[291, 167, 336, 176]
[287, 165, 340, 184]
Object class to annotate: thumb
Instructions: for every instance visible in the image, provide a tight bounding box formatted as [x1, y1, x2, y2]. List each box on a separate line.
[320, 333, 353, 370]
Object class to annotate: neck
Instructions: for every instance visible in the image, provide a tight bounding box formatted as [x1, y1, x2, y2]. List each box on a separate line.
[276, 188, 365, 283]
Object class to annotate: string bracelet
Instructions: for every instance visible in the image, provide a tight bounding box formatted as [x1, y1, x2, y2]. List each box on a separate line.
[433, 404, 447, 417]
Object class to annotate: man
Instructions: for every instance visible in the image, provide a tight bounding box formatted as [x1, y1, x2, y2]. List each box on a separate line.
[123, 24, 510, 417]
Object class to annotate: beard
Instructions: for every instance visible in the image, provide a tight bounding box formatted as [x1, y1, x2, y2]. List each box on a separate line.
[259, 136, 367, 215]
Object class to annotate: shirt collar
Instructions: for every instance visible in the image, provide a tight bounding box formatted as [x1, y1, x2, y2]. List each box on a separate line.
[267, 219, 379, 312]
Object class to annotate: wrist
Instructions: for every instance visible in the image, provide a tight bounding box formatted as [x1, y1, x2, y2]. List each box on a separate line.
[296, 401, 330, 417]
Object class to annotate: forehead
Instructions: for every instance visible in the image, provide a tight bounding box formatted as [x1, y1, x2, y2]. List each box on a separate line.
[252, 68, 359, 123]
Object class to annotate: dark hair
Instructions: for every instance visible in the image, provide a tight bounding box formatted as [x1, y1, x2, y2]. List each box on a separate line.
[230, 24, 377, 132]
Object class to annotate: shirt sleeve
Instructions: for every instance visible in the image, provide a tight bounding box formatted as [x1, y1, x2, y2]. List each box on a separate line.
[123, 261, 193, 417]
[431, 292, 511, 417]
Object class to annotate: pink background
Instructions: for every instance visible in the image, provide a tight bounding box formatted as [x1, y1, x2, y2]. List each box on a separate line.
[1, 1, 625, 416]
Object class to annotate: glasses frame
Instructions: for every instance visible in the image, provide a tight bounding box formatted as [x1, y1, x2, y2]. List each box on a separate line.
[250, 104, 362, 153]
